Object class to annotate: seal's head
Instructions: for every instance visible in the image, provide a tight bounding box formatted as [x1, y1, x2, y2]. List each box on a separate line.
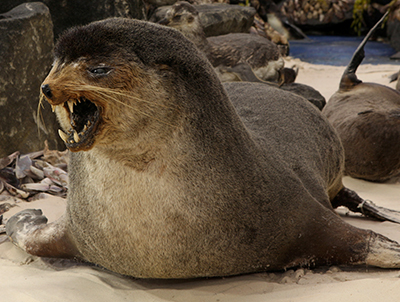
[158, 1, 202, 34]
[40, 18, 224, 156]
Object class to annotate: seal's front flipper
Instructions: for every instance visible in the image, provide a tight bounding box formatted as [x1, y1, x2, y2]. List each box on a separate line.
[6, 209, 79, 258]
[224, 63, 271, 84]
[332, 187, 400, 224]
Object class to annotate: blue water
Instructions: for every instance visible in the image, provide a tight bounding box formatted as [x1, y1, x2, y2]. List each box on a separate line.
[289, 36, 399, 66]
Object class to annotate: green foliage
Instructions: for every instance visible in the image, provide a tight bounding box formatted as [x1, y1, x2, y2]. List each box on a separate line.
[351, 0, 371, 35]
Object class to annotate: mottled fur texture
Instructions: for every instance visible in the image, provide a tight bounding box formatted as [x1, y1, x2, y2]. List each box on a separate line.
[6, 18, 400, 279]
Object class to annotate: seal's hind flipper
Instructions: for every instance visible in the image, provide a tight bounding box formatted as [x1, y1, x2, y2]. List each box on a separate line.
[332, 187, 400, 224]
[339, 11, 389, 91]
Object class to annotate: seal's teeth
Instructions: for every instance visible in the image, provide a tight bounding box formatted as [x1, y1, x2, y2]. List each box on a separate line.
[51, 105, 56, 112]
[58, 129, 69, 143]
[83, 124, 88, 132]
[73, 131, 80, 143]
[67, 100, 74, 113]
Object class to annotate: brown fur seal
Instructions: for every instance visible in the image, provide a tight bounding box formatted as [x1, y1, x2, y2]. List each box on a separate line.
[6, 18, 400, 279]
[323, 11, 400, 182]
[158, 1, 285, 83]
[225, 63, 326, 110]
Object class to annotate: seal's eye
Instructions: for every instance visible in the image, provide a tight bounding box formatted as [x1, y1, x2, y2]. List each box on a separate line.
[89, 67, 111, 76]
[172, 15, 181, 22]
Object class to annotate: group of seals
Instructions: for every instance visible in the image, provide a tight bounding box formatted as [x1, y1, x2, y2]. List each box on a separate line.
[158, 1, 326, 110]
[158, 1, 285, 83]
[6, 17, 400, 279]
[323, 11, 400, 182]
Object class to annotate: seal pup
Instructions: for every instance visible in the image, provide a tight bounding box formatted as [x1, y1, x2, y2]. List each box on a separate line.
[323, 11, 400, 182]
[6, 18, 400, 279]
[158, 1, 285, 83]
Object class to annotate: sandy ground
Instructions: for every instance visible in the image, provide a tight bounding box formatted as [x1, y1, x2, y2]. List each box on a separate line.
[1, 59, 400, 301]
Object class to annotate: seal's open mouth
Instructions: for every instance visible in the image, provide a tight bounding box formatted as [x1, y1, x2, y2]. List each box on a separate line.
[57, 97, 101, 151]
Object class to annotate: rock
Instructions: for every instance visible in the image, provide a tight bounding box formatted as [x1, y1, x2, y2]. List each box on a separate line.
[387, 20, 400, 52]
[387, 6, 400, 53]
[145, 0, 177, 6]
[0, 0, 146, 38]
[390, 51, 400, 60]
[0, 2, 63, 157]
[150, 3, 256, 36]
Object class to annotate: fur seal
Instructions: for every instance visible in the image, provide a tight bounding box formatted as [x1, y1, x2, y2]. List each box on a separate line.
[225, 62, 326, 110]
[158, 1, 285, 83]
[6, 18, 400, 279]
[323, 11, 400, 182]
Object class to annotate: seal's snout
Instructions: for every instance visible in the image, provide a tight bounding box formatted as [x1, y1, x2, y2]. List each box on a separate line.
[158, 18, 169, 26]
[41, 84, 53, 99]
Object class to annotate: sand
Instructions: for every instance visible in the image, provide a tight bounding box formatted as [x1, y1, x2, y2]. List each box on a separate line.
[1, 59, 400, 302]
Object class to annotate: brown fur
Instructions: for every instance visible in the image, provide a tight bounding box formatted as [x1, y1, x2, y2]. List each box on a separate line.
[322, 11, 400, 182]
[158, 1, 284, 82]
[6, 18, 400, 279]
[323, 83, 400, 181]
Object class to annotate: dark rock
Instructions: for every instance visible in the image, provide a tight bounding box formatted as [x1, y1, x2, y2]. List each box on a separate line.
[387, 18, 400, 52]
[150, 3, 256, 36]
[386, 2, 400, 53]
[145, 0, 176, 5]
[0, 0, 146, 38]
[0, 2, 63, 157]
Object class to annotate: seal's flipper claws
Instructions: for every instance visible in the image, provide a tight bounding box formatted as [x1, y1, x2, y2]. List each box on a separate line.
[332, 187, 400, 224]
[224, 63, 266, 83]
[5, 209, 78, 258]
[6, 209, 48, 247]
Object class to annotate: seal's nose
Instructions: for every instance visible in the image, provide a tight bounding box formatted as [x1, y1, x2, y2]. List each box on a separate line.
[41, 84, 53, 99]
[158, 18, 169, 26]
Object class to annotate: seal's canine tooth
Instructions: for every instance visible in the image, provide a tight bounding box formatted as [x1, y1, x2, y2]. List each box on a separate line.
[67, 100, 74, 113]
[58, 129, 69, 143]
[6, 16, 400, 279]
[73, 131, 80, 143]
